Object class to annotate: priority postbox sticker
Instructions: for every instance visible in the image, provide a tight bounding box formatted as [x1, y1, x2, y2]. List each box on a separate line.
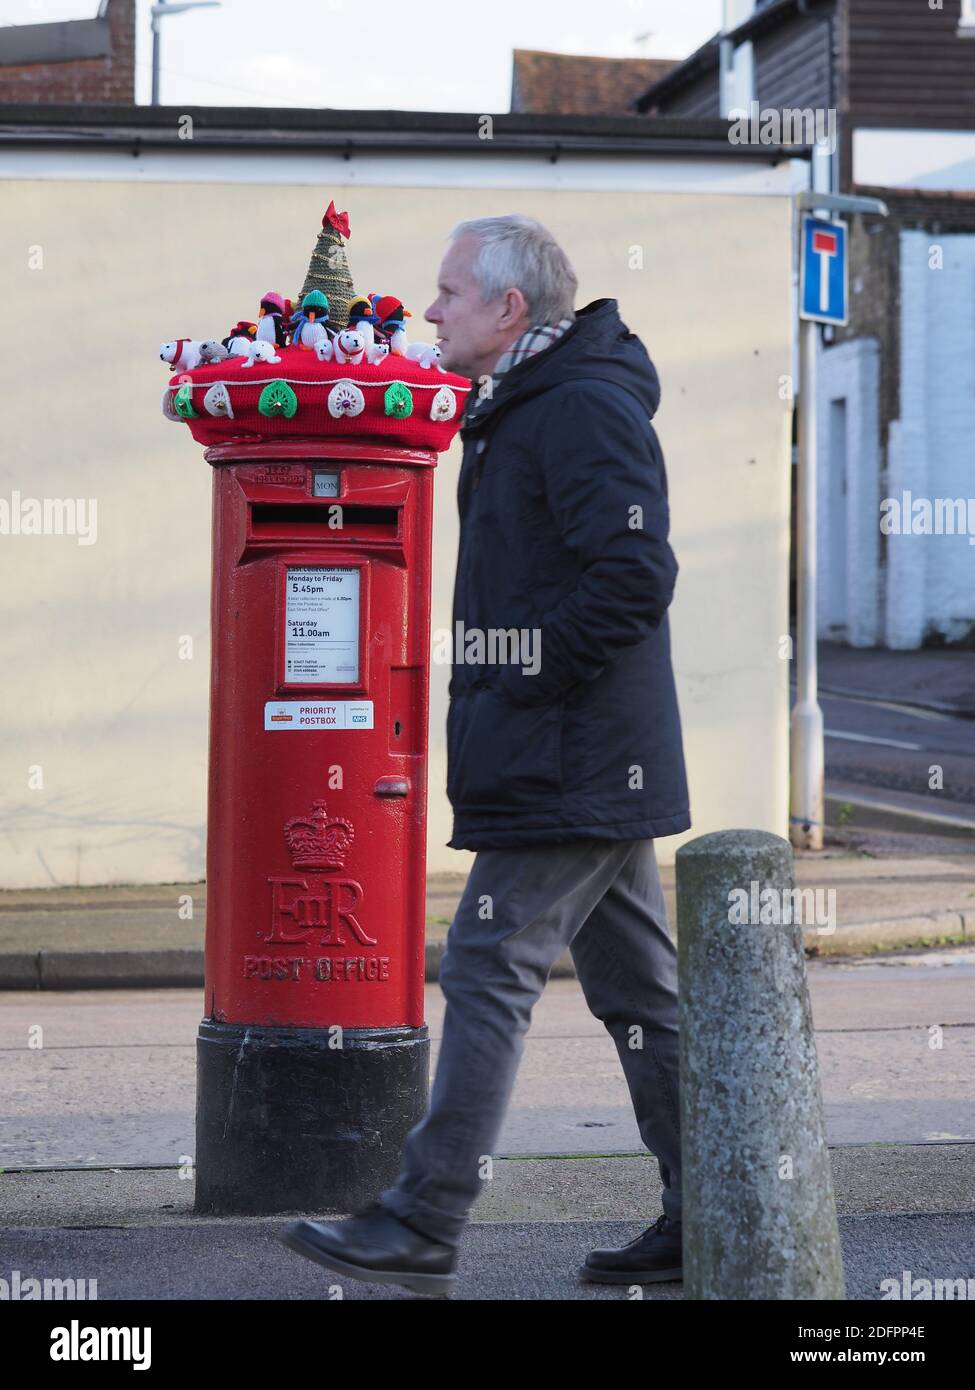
[265, 701, 374, 730]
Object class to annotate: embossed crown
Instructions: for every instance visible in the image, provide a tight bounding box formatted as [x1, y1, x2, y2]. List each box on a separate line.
[284, 799, 354, 872]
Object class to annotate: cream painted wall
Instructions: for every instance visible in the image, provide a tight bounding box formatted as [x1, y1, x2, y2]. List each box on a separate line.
[0, 177, 792, 887]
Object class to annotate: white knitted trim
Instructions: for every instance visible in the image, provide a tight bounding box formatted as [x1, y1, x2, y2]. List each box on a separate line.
[166, 376, 458, 394]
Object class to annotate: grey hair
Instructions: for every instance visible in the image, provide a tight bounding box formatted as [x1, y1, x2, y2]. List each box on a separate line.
[448, 214, 577, 325]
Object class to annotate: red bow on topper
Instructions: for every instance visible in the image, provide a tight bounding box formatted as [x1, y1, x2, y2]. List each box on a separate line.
[322, 199, 351, 239]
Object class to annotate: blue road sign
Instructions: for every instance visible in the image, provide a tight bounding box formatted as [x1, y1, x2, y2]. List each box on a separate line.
[800, 215, 848, 326]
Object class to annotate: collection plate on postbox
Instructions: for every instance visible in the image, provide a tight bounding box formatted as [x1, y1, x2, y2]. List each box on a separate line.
[240, 458, 417, 738]
[265, 559, 375, 731]
[284, 564, 360, 683]
[267, 555, 373, 728]
[264, 558, 375, 739]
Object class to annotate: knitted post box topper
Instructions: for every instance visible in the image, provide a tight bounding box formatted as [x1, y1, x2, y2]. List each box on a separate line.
[161, 200, 470, 451]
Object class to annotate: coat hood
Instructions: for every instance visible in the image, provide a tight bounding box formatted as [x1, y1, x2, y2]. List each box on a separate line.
[460, 298, 660, 431]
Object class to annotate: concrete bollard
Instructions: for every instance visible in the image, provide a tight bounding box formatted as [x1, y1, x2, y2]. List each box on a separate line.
[676, 829, 845, 1299]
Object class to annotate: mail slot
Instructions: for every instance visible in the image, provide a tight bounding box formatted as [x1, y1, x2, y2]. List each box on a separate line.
[249, 502, 401, 539]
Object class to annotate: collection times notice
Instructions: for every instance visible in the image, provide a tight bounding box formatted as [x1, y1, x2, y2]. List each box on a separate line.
[284, 566, 360, 683]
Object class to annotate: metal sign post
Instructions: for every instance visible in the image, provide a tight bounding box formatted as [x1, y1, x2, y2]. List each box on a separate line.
[790, 191, 888, 850]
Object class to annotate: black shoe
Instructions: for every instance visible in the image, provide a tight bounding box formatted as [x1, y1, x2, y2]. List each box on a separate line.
[580, 1214, 683, 1285]
[280, 1201, 457, 1297]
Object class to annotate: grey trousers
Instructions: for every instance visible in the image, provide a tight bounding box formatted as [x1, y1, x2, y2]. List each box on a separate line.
[380, 837, 683, 1248]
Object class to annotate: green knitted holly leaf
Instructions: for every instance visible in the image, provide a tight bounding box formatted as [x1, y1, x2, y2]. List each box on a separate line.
[174, 384, 198, 418]
[384, 381, 413, 419]
[258, 380, 298, 418]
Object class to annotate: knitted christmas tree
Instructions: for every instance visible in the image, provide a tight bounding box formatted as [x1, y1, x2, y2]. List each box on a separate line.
[296, 200, 354, 332]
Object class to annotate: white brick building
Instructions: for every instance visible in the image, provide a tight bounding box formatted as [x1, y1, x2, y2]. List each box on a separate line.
[818, 192, 975, 650]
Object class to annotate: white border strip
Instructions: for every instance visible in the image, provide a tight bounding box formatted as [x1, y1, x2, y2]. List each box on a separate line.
[166, 375, 457, 393]
[0, 147, 809, 196]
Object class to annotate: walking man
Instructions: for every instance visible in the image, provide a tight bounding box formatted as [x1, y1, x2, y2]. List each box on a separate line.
[282, 214, 691, 1296]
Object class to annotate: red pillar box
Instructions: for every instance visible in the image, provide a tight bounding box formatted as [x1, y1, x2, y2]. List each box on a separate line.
[163, 280, 469, 1213]
[205, 439, 437, 1034]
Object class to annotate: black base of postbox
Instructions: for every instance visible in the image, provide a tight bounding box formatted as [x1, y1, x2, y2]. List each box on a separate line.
[194, 1019, 430, 1215]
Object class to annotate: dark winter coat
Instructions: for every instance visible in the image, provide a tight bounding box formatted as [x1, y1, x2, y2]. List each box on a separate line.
[445, 297, 691, 850]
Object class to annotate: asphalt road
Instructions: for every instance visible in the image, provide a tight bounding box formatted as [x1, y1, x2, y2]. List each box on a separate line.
[789, 686, 975, 847]
[824, 693, 975, 806]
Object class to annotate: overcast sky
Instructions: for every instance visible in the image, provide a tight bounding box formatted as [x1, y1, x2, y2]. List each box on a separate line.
[1, 0, 723, 107]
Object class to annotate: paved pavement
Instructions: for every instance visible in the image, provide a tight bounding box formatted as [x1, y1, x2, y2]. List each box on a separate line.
[1, 847, 973, 991]
[3, 951, 975, 1168]
[1, 1158, 973, 1301]
[1, 947, 973, 1300]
